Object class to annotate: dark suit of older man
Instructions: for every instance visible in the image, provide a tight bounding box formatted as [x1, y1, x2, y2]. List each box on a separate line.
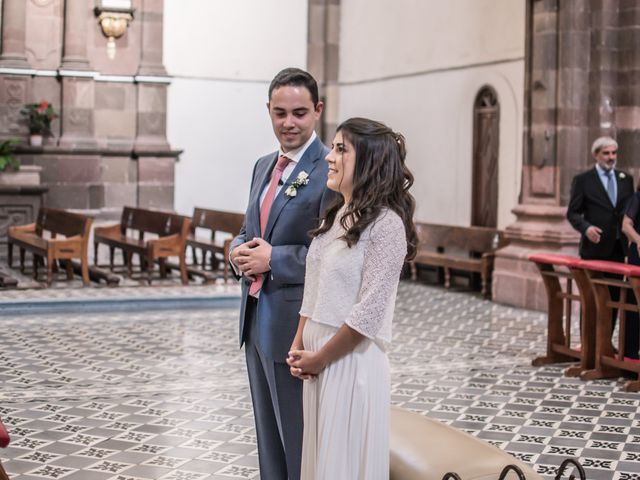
[567, 137, 635, 358]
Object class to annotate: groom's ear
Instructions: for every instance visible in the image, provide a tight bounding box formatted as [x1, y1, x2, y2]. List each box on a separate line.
[266, 102, 271, 112]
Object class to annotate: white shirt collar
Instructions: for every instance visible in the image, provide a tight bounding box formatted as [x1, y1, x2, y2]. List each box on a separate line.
[278, 131, 317, 164]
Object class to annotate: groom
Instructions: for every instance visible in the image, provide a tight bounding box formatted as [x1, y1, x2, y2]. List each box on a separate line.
[230, 68, 334, 480]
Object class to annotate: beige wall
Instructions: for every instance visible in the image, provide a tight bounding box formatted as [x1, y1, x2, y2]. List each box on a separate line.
[164, 0, 308, 216]
[339, 0, 524, 83]
[339, 62, 524, 228]
[165, 0, 526, 228]
[337, 0, 525, 228]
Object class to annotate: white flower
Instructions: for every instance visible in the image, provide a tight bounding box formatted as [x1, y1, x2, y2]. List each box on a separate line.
[619, 172, 626, 179]
[285, 170, 309, 197]
[285, 185, 297, 197]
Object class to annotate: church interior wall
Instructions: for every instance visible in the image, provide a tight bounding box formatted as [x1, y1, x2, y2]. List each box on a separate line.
[164, 0, 308, 216]
[337, 0, 525, 229]
[337, 60, 524, 228]
[338, 0, 524, 83]
[164, 0, 526, 227]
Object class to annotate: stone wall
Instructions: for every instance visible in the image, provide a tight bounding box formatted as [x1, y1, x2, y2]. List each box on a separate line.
[0, 0, 178, 218]
[493, 0, 640, 310]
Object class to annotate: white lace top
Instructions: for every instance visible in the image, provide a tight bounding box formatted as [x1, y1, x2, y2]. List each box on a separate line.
[300, 207, 407, 350]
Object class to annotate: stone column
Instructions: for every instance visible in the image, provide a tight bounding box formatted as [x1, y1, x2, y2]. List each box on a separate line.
[493, 0, 588, 310]
[135, 0, 173, 209]
[60, 0, 91, 70]
[137, 0, 167, 77]
[0, 0, 31, 138]
[614, 0, 640, 177]
[307, 0, 340, 142]
[0, 0, 30, 68]
[135, 0, 169, 150]
[58, 0, 96, 147]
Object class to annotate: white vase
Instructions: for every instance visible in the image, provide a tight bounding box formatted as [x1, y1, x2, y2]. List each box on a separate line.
[29, 134, 43, 147]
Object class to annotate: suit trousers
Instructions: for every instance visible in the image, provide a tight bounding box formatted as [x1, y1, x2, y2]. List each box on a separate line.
[244, 297, 303, 480]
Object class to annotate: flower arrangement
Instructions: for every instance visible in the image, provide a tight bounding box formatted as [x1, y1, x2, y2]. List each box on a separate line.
[20, 101, 58, 135]
[285, 171, 310, 197]
[0, 139, 19, 172]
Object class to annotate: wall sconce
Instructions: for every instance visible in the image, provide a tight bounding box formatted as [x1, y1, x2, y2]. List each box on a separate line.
[95, 1, 134, 60]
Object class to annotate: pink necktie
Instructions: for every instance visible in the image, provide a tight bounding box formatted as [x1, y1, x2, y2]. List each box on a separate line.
[250, 155, 291, 296]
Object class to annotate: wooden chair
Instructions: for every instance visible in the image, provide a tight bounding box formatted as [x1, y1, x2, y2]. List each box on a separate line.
[529, 253, 596, 377]
[410, 223, 508, 298]
[7, 208, 93, 286]
[187, 208, 245, 282]
[579, 259, 640, 392]
[93, 207, 191, 285]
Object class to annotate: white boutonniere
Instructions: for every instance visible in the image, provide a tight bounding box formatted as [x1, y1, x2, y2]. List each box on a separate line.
[619, 172, 626, 179]
[285, 171, 310, 197]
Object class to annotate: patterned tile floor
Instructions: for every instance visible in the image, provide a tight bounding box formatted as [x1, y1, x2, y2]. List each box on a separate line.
[0, 281, 639, 479]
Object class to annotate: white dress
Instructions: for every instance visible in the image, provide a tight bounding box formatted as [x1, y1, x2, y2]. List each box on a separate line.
[299, 208, 407, 480]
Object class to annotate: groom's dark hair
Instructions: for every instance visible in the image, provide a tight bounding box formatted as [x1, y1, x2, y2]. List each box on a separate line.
[268, 68, 320, 106]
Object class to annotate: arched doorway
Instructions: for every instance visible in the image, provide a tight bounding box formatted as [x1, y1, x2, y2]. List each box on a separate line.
[471, 86, 500, 228]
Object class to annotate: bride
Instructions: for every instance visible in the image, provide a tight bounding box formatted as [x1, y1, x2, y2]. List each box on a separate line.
[287, 117, 417, 479]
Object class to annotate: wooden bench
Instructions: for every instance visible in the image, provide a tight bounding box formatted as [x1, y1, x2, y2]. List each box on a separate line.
[187, 207, 245, 282]
[578, 259, 640, 392]
[529, 253, 597, 377]
[7, 208, 93, 286]
[410, 223, 508, 298]
[93, 206, 191, 285]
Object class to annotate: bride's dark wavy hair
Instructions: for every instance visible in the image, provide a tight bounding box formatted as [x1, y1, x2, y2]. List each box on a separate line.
[311, 117, 417, 260]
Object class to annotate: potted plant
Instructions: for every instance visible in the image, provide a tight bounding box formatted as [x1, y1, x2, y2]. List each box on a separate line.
[0, 139, 19, 172]
[0, 138, 42, 186]
[20, 101, 58, 146]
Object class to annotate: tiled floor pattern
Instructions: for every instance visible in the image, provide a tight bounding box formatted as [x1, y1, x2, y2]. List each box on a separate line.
[0, 260, 222, 292]
[0, 282, 639, 479]
[0, 260, 240, 304]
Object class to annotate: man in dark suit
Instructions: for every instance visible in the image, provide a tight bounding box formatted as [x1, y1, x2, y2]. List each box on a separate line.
[230, 68, 334, 480]
[567, 136, 635, 356]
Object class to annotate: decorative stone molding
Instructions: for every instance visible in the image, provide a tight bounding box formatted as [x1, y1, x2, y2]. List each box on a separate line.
[95, 8, 134, 60]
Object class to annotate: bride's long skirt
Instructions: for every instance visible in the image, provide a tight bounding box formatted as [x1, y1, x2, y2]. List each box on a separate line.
[300, 319, 390, 480]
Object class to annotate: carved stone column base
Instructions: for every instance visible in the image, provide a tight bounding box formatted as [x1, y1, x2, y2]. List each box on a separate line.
[134, 82, 169, 151]
[137, 156, 175, 210]
[58, 77, 97, 149]
[492, 203, 579, 311]
[133, 136, 170, 152]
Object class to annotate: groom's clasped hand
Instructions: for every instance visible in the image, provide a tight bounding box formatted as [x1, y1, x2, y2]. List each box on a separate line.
[230, 237, 271, 280]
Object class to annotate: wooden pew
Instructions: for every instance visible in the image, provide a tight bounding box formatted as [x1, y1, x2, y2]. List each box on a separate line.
[93, 206, 191, 285]
[529, 253, 596, 376]
[7, 208, 92, 286]
[410, 223, 508, 298]
[579, 259, 640, 392]
[187, 208, 244, 283]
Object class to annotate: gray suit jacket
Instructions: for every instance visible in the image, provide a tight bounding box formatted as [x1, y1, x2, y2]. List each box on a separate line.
[231, 137, 335, 361]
